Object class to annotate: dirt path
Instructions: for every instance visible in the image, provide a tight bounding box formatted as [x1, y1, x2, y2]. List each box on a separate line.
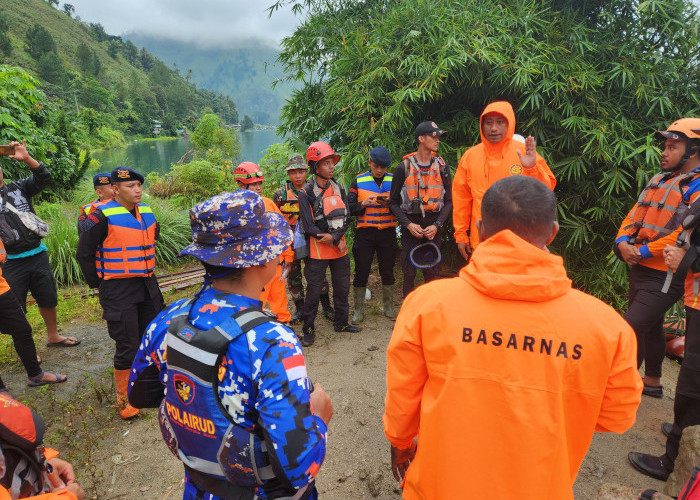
[2, 280, 681, 499]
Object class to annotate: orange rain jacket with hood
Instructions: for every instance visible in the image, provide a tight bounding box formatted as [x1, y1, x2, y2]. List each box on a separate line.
[452, 102, 556, 247]
[383, 230, 641, 500]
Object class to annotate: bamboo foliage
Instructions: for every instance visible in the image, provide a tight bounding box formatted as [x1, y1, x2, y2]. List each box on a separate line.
[272, 0, 699, 305]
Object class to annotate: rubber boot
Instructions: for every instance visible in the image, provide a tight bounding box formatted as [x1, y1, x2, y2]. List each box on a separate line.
[320, 293, 335, 322]
[114, 368, 139, 420]
[352, 287, 366, 324]
[382, 285, 397, 320]
[290, 299, 304, 325]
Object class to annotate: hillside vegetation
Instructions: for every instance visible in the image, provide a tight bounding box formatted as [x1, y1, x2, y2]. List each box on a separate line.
[127, 34, 294, 125]
[0, 0, 237, 154]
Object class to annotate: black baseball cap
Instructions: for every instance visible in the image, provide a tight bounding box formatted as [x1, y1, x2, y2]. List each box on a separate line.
[111, 166, 145, 184]
[415, 121, 447, 138]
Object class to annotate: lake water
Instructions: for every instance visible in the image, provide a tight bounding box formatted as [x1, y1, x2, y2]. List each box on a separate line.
[90, 129, 284, 177]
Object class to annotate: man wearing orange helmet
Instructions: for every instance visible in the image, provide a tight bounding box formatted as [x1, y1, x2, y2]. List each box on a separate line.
[615, 118, 700, 400]
[628, 121, 700, 482]
[235, 161, 294, 324]
[297, 141, 360, 346]
[273, 155, 333, 325]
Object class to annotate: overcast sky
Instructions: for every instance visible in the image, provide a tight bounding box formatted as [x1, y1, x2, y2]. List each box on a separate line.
[64, 0, 300, 47]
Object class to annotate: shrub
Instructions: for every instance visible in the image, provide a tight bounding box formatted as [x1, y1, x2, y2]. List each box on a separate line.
[147, 160, 226, 203]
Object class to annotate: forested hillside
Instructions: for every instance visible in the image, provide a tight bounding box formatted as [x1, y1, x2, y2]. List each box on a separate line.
[127, 35, 293, 125]
[0, 0, 237, 144]
[0, 0, 240, 194]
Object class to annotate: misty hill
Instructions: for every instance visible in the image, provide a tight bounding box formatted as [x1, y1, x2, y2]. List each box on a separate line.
[126, 34, 294, 125]
[0, 0, 237, 144]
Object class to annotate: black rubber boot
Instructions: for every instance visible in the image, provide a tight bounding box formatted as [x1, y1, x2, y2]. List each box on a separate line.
[290, 299, 304, 325]
[320, 293, 335, 322]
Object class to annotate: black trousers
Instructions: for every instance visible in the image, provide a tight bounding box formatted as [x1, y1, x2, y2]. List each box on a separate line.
[400, 229, 441, 298]
[0, 289, 41, 378]
[663, 306, 700, 465]
[624, 264, 684, 377]
[352, 227, 397, 288]
[303, 255, 350, 330]
[99, 277, 165, 370]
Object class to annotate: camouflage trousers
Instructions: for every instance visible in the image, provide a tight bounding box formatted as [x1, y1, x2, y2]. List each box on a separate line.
[288, 258, 329, 301]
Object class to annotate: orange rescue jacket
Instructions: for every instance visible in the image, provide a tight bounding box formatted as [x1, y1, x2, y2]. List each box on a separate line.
[452, 101, 556, 246]
[384, 230, 641, 500]
[399, 154, 445, 216]
[95, 200, 157, 280]
[355, 171, 396, 229]
[308, 179, 347, 260]
[277, 182, 300, 228]
[616, 171, 700, 271]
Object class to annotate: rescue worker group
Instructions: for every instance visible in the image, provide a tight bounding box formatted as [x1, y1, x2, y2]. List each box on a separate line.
[1, 103, 700, 499]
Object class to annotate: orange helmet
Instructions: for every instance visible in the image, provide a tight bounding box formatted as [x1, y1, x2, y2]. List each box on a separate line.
[654, 118, 700, 172]
[234, 162, 264, 184]
[306, 141, 340, 166]
[654, 118, 700, 142]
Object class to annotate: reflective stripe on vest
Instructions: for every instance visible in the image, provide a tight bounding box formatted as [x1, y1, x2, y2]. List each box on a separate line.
[278, 183, 300, 227]
[160, 302, 279, 497]
[95, 201, 156, 279]
[400, 155, 445, 215]
[0, 241, 5, 264]
[356, 172, 396, 229]
[625, 171, 700, 244]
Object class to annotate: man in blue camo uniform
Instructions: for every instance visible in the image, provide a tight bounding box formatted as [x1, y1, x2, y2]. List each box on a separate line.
[127, 190, 332, 500]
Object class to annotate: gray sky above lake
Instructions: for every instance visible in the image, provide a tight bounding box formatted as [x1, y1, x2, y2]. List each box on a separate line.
[63, 0, 300, 47]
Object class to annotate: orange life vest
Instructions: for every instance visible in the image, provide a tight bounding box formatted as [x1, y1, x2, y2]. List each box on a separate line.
[278, 182, 300, 227]
[400, 154, 445, 216]
[625, 171, 700, 245]
[355, 171, 396, 230]
[95, 200, 157, 280]
[308, 178, 347, 260]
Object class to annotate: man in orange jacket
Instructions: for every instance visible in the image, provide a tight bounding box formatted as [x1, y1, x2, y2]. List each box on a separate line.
[235, 161, 294, 323]
[384, 176, 641, 500]
[452, 101, 556, 261]
[615, 118, 700, 398]
[628, 125, 700, 481]
[0, 385, 84, 499]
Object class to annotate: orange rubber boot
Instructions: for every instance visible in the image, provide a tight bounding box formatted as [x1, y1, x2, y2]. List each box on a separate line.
[114, 368, 139, 420]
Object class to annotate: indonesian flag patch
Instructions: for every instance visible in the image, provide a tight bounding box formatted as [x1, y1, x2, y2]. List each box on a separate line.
[282, 354, 307, 382]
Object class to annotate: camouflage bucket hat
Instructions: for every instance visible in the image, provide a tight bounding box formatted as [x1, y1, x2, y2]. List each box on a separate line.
[286, 154, 308, 172]
[180, 190, 292, 268]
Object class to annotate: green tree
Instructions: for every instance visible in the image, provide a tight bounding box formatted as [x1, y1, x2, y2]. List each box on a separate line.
[0, 65, 82, 194]
[123, 40, 139, 65]
[25, 24, 57, 60]
[191, 113, 241, 167]
[37, 51, 67, 86]
[89, 22, 108, 42]
[241, 114, 254, 131]
[75, 42, 92, 74]
[0, 13, 12, 57]
[272, 0, 700, 305]
[62, 3, 74, 16]
[107, 39, 120, 59]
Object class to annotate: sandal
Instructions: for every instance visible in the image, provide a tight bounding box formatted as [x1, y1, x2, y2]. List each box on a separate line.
[28, 371, 68, 387]
[46, 337, 81, 348]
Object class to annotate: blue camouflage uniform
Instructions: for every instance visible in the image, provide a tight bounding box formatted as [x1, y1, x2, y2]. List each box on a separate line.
[129, 287, 327, 499]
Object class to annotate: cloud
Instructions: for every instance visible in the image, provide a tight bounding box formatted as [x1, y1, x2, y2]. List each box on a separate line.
[65, 0, 300, 47]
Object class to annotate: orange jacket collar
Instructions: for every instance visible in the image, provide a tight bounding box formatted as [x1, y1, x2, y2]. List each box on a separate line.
[461, 229, 571, 302]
